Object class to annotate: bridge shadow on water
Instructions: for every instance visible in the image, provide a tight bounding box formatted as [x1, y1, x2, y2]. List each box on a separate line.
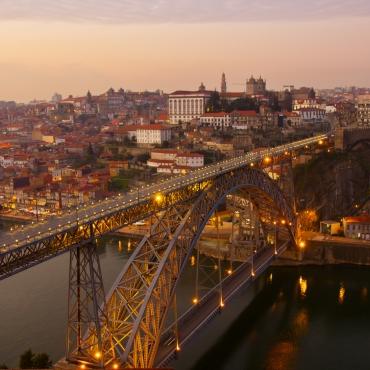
[178, 265, 370, 370]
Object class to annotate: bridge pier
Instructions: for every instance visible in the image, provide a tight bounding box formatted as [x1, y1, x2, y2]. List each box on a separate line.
[66, 240, 107, 367]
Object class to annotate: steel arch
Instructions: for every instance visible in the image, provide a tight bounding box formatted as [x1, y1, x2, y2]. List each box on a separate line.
[78, 167, 296, 368]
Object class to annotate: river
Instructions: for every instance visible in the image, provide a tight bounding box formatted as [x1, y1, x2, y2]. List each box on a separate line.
[1, 233, 370, 370]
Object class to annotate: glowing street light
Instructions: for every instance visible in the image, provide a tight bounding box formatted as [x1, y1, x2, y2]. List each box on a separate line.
[154, 193, 164, 204]
[263, 156, 272, 164]
[94, 351, 102, 360]
[192, 297, 199, 305]
[299, 240, 306, 249]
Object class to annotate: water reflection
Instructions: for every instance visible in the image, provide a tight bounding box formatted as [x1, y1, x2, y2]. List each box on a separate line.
[187, 266, 370, 370]
[361, 287, 368, 300]
[339, 284, 345, 304]
[265, 341, 296, 370]
[299, 276, 307, 298]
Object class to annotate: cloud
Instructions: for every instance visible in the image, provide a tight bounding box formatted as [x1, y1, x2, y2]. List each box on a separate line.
[1, 0, 370, 23]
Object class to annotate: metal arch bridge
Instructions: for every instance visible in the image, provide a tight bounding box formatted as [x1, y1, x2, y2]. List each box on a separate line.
[0, 134, 328, 369]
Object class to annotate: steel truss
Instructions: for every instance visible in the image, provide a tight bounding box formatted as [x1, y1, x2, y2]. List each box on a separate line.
[66, 239, 107, 366]
[0, 134, 327, 281]
[0, 182, 209, 280]
[72, 167, 296, 369]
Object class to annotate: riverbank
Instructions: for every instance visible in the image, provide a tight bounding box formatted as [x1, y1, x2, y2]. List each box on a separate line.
[276, 233, 370, 266]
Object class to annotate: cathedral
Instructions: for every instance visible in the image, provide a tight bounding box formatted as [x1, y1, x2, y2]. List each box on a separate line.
[246, 75, 266, 95]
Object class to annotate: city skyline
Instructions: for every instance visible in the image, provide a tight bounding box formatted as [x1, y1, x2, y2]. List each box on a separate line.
[1, 0, 370, 102]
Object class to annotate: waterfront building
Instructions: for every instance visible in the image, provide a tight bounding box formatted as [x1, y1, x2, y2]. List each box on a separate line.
[343, 215, 370, 240]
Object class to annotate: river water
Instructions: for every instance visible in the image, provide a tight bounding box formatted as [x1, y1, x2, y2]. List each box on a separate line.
[1, 232, 370, 370]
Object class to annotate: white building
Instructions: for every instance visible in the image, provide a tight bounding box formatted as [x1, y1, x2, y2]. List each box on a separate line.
[298, 108, 326, 123]
[147, 149, 204, 172]
[168, 85, 212, 125]
[200, 112, 231, 128]
[293, 98, 326, 111]
[0, 155, 14, 168]
[136, 125, 172, 145]
[175, 152, 204, 167]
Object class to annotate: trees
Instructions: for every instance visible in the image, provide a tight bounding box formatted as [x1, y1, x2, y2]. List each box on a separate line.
[206, 91, 222, 113]
[227, 97, 259, 112]
[19, 349, 34, 369]
[19, 349, 52, 369]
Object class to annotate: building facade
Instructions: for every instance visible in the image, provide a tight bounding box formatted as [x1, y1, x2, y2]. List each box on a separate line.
[147, 149, 204, 173]
[343, 215, 370, 240]
[356, 94, 370, 126]
[298, 108, 326, 123]
[246, 76, 266, 96]
[136, 125, 172, 145]
[168, 85, 212, 125]
[200, 112, 231, 128]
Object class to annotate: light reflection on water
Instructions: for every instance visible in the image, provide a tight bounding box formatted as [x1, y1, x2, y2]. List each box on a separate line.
[338, 283, 345, 304]
[183, 266, 370, 370]
[299, 276, 307, 297]
[2, 233, 370, 370]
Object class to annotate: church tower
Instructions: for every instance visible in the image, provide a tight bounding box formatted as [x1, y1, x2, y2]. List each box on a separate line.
[221, 72, 227, 94]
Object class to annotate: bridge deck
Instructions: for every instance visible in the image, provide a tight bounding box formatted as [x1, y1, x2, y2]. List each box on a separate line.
[0, 135, 327, 280]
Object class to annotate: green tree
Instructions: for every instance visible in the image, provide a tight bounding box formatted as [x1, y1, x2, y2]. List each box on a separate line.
[19, 349, 34, 369]
[227, 97, 259, 112]
[32, 354, 52, 369]
[205, 91, 222, 112]
[19, 349, 52, 369]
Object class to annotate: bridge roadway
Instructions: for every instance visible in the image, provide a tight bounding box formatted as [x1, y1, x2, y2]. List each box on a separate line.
[155, 241, 288, 367]
[0, 134, 327, 261]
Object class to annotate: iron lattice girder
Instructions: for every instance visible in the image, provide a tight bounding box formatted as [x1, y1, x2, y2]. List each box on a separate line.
[66, 242, 107, 365]
[0, 182, 210, 280]
[76, 168, 296, 369]
[0, 134, 328, 281]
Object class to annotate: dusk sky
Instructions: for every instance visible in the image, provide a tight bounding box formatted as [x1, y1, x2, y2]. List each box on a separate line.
[1, 0, 370, 102]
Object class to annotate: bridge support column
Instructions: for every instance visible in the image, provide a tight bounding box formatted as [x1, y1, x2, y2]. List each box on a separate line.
[66, 240, 107, 367]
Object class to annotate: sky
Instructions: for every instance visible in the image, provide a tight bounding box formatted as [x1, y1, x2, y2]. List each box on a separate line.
[0, 0, 370, 102]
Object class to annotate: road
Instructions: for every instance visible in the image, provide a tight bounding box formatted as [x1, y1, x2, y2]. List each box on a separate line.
[0, 134, 327, 254]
